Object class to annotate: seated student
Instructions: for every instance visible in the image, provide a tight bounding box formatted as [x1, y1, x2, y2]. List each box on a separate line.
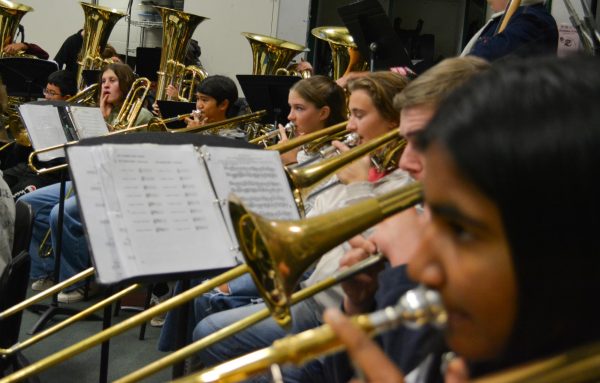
[325, 55, 600, 381]
[20, 63, 152, 302]
[275, 75, 346, 166]
[324, 56, 490, 383]
[0, 80, 14, 277]
[2, 70, 78, 194]
[188, 72, 409, 382]
[3, 39, 49, 60]
[156, 74, 347, 342]
[461, 0, 558, 60]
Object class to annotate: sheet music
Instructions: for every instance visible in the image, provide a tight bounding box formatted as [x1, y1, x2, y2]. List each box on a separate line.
[18, 104, 66, 161]
[68, 106, 109, 138]
[201, 146, 299, 240]
[67, 146, 127, 283]
[68, 144, 238, 284]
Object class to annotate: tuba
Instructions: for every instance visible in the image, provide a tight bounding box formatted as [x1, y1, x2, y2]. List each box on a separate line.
[242, 32, 306, 75]
[0, 0, 33, 57]
[155, 7, 208, 101]
[76, 2, 126, 89]
[312, 26, 368, 80]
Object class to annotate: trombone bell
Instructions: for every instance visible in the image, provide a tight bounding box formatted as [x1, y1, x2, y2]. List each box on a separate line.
[229, 182, 423, 327]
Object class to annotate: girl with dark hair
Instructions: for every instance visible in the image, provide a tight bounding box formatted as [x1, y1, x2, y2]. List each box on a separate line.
[325, 55, 600, 381]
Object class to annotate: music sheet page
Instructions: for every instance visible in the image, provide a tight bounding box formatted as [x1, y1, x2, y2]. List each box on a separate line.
[18, 104, 66, 161]
[68, 106, 109, 138]
[201, 146, 299, 241]
[68, 144, 238, 284]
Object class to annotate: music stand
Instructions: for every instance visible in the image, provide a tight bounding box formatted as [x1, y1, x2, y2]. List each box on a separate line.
[236, 74, 301, 127]
[156, 100, 196, 129]
[82, 69, 102, 88]
[135, 47, 161, 82]
[338, 0, 412, 71]
[0, 58, 58, 99]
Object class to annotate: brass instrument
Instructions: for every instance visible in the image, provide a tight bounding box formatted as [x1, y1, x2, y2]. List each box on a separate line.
[66, 83, 99, 105]
[116, 255, 385, 383]
[287, 130, 405, 214]
[248, 122, 295, 146]
[155, 7, 208, 101]
[267, 121, 348, 153]
[111, 77, 151, 130]
[313, 131, 360, 158]
[76, 2, 126, 89]
[311, 26, 368, 80]
[0, 0, 32, 57]
[173, 286, 445, 383]
[163, 110, 267, 134]
[27, 78, 150, 175]
[242, 32, 306, 75]
[274, 63, 311, 78]
[1, 182, 422, 382]
[178, 64, 209, 101]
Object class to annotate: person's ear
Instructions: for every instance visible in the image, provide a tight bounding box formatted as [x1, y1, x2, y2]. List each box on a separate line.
[218, 99, 230, 112]
[318, 105, 331, 122]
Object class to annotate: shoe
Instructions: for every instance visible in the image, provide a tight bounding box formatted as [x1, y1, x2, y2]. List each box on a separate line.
[149, 290, 172, 327]
[31, 278, 55, 291]
[57, 283, 99, 304]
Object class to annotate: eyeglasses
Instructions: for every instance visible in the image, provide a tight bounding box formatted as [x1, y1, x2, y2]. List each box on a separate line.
[43, 88, 61, 97]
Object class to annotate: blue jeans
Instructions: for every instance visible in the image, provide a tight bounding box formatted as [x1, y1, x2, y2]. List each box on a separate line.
[193, 298, 324, 383]
[19, 181, 89, 291]
[158, 274, 261, 352]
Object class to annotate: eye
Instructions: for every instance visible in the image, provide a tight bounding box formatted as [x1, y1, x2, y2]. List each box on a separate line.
[447, 220, 475, 242]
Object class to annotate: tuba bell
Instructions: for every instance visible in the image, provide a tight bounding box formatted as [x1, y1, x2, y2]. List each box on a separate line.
[0, 0, 33, 57]
[311, 26, 368, 80]
[155, 7, 208, 101]
[242, 32, 306, 75]
[76, 2, 126, 89]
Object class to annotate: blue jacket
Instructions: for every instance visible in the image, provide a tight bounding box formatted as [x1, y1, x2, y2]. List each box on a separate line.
[470, 3, 558, 61]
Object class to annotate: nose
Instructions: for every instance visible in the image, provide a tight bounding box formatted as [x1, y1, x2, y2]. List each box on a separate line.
[287, 109, 295, 122]
[398, 144, 423, 179]
[346, 115, 358, 132]
[407, 215, 445, 289]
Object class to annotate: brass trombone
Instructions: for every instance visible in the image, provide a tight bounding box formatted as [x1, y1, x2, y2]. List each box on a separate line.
[287, 129, 405, 214]
[172, 286, 445, 383]
[248, 122, 295, 146]
[266, 121, 348, 153]
[0, 182, 422, 382]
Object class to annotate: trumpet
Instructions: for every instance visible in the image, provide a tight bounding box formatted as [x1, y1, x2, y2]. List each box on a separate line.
[173, 286, 446, 383]
[0, 182, 422, 382]
[248, 122, 295, 146]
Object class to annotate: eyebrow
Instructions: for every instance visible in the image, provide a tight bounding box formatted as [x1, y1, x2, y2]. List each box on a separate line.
[428, 203, 490, 231]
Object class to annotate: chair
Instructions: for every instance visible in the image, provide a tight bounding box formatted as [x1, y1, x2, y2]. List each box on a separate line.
[0, 200, 37, 380]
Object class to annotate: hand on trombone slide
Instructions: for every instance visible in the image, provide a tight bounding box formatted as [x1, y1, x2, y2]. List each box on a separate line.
[184, 109, 208, 129]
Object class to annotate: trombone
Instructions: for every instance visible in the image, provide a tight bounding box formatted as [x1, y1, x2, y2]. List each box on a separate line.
[266, 121, 348, 153]
[286, 130, 405, 214]
[248, 122, 295, 146]
[0, 182, 422, 383]
[172, 286, 445, 383]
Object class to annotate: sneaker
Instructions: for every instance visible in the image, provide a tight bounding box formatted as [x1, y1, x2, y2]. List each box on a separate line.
[31, 278, 55, 291]
[57, 288, 86, 303]
[149, 291, 171, 327]
[57, 283, 99, 304]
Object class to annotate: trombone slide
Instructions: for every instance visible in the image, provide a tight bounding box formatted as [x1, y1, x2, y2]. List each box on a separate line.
[173, 286, 445, 383]
[116, 255, 385, 383]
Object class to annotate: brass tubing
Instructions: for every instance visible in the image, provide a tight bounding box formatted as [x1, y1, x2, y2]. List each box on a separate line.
[166, 110, 267, 134]
[267, 121, 348, 153]
[115, 255, 384, 383]
[0, 264, 248, 383]
[0, 284, 140, 356]
[0, 267, 95, 320]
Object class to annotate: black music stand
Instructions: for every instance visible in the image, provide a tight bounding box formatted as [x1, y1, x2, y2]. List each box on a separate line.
[0, 57, 58, 99]
[236, 75, 301, 128]
[135, 47, 161, 82]
[156, 100, 196, 129]
[82, 69, 102, 88]
[338, 0, 412, 71]
[70, 133, 261, 381]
